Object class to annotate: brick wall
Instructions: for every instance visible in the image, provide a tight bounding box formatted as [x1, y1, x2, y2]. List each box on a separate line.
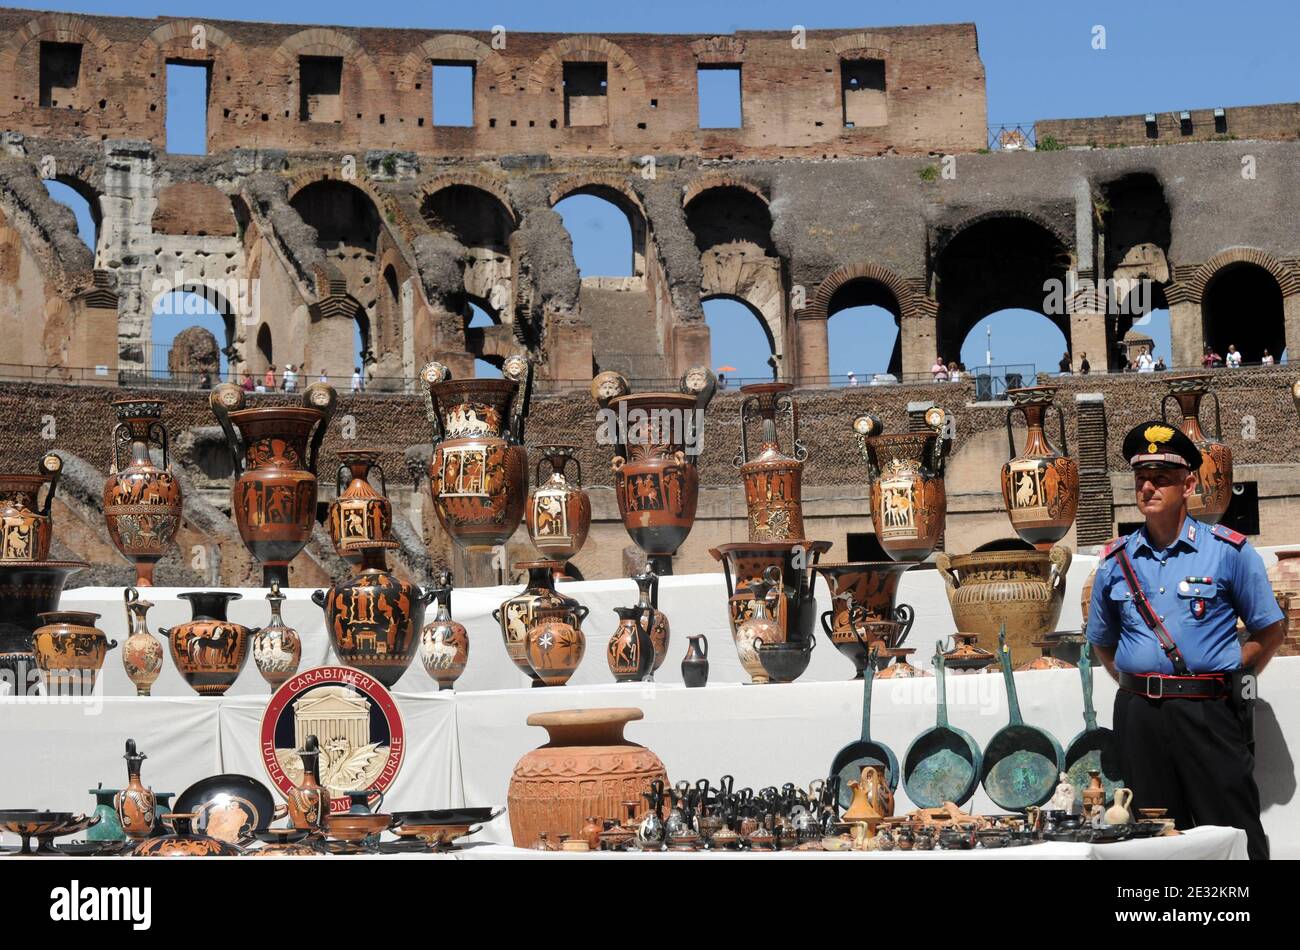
[1037, 102, 1300, 149]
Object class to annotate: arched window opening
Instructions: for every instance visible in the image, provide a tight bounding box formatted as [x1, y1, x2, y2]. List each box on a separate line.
[42, 179, 98, 252]
[703, 296, 774, 385]
[256, 323, 273, 367]
[960, 310, 1067, 389]
[684, 187, 775, 256]
[465, 301, 502, 378]
[825, 279, 903, 382]
[1203, 263, 1284, 365]
[554, 192, 636, 279]
[151, 289, 231, 386]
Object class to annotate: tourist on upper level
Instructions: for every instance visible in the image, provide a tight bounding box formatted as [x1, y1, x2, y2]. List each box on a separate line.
[241, 372, 255, 393]
[282, 363, 298, 392]
[1226, 345, 1243, 368]
[717, 373, 727, 390]
[1262, 349, 1275, 366]
[1154, 356, 1167, 371]
[1079, 352, 1091, 375]
[262, 366, 275, 392]
[1058, 351, 1072, 374]
[948, 362, 962, 382]
[352, 367, 364, 393]
[847, 371, 858, 386]
[932, 358, 948, 382]
[1116, 344, 1130, 372]
[1137, 347, 1154, 373]
[1203, 345, 1223, 368]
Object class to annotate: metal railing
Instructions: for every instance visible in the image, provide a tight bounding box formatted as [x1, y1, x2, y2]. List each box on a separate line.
[987, 123, 1038, 151]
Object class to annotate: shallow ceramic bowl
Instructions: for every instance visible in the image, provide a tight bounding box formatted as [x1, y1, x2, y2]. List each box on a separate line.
[324, 813, 392, 842]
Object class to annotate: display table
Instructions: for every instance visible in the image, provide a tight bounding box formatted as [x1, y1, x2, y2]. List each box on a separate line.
[3, 554, 1296, 859]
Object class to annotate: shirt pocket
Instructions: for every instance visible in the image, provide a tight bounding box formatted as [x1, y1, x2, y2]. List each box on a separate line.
[1108, 585, 1140, 625]
[1176, 583, 1219, 621]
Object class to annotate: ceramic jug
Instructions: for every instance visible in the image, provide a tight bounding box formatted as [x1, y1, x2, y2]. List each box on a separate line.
[1104, 787, 1134, 826]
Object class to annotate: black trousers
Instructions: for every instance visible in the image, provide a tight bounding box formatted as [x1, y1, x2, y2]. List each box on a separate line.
[1114, 689, 1268, 860]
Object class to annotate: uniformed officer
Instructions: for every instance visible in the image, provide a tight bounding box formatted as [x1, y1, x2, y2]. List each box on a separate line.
[1087, 421, 1285, 860]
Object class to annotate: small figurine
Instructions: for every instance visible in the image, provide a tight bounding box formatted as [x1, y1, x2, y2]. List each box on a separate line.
[1046, 770, 1076, 814]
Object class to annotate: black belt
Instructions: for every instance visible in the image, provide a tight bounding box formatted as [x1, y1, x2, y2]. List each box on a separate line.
[1119, 671, 1231, 699]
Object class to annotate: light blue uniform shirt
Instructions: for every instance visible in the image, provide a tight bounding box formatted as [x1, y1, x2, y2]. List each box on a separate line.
[1086, 517, 1283, 674]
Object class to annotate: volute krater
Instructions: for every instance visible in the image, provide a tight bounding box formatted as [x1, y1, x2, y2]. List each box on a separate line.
[209, 383, 337, 587]
[421, 357, 531, 550]
[1162, 374, 1233, 524]
[852, 410, 951, 562]
[1001, 386, 1078, 549]
[0, 454, 62, 563]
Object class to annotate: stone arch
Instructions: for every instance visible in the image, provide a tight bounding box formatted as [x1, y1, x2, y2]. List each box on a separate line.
[131, 19, 250, 75]
[417, 173, 517, 226]
[801, 262, 920, 322]
[269, 27, 383, 94]
[526, 35, 647, 98]
[395, 34, 511, 93]
[682, 174, 769, 209]
[550, 176, 648, 277]
[691, 35, 748, 65]
[831, 32, 894, 57]
[933, 208, 1074, 264]
[1172, 246, 1300, 304]
[287, 168, 394, 225]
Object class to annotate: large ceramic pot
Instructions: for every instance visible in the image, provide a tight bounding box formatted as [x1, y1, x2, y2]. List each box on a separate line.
[313, 570, 435, 688]
[735, 382, 807, 542]
[210, 383, 337, 587]
[420, 574, 470, 691]
[1162, 374, 1232, 525]
[709, 540, 831, 644]
[1001, 387, 1078, 549]
[103, 400, 183, 586]
[507, 707, 667, 848]
[607, 606, 655, 683]
[524, 605, 588, 687]
[121, 588, 164, 697]
[32, 610, 116, 694]
[0, 454, 61, 563]
[813, 561, 915, 678]
[0, 561, 87, 692]
[251, 581, 301, 691]
[526, 445, 591, 567]
[421, 358, 531, 550]
[935, 545, 1072, 665]
[328, 450, 398, 566]
[852, 410, 951, 562]
[493, 561, 584, 687]
[732, 579, 784, 684]
[161, 592, 251, 696]
[605, 373, 715, 575]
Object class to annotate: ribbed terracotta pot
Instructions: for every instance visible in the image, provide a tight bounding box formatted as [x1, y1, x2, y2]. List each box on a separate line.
[1162, 374, 1232, 525]
[507, 708, 667, 848]
[935, 545, 1072, 666]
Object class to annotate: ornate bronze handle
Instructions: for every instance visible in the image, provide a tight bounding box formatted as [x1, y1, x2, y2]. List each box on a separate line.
[934, 551, 958, 590]
[302, 383, 338, 476]
[209, 385, 246, 475]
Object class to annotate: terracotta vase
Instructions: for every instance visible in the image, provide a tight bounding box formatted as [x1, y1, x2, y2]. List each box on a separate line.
[422, 358, 531, 550]
[162, 592, 251, 696]
[328, 450, 398, 566]
[942, 633, 997, 673]
[1162, 374, 1233, 524]
[312, 569, 435, 688]
[0, 561, 85, 693]
[32, 610, 115, 694]
[121, 588, 164, 696]
[1001, 387, 1078, 549]
[852, 411, 950, 562]
[735, 382, 806, 541]
[494, 560, 584, 686]
[681, 634, 709, 687]
[814, 561, 915, 679]
[632, 569, 670, 673]
[935, 545, 1072, 666]
[526, 445, 591, 566]
[252, 581, 301, 691]
[420, 576, 469, 690]
[284, 735, 328, 834]
[131, 813, 242, 857]
[0, 454, 61, 563]
[114, 739, 157, 841]
[524, 605, 588, 687]
[507, 707, 668, 848]
[210, 383, 337, 587]
[607, 385, 712, 575]
[710, 540, 831, 645]
[103, 400, 183, 586]
[607, 606, 655, 683]
[732, 579, 784, 685]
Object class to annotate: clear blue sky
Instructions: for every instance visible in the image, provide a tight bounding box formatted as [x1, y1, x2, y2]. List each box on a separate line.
[37, 0, 1298, 380]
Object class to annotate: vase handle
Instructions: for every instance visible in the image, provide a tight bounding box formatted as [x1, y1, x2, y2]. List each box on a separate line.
[302, 383, 338, 476]
[310, 590, 327, 609]
[209, 385, 247, 475]
[1005, 404, 1019, 461]
[934, 551, 958, 590]
[1052, 403, 1070, 457]
[1048, 544, 1073, 592]
[335, 463, 350, 497]
[1207, 390, 1223, 441]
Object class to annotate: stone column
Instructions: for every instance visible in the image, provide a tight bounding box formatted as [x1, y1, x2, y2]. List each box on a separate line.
[900, 310, 937, 378]
[671, 321, 711, 378]
[1169, 300, 1203, 369]
[795, 314, 828, 382]
[1068, 309, 1109, 373]
[1284, 293, 1300, 362]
